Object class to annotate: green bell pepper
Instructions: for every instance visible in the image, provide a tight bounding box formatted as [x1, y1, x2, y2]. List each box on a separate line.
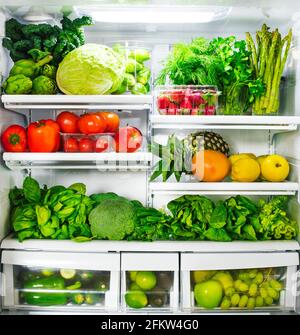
[23, 276, 67, 306]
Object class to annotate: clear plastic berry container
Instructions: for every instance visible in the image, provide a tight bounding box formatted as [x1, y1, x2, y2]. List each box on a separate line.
[155, 85, 220, 115]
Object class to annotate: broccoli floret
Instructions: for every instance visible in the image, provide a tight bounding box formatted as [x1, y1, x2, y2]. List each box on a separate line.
[3, 74, 32, 94]
[5, 18, 24, 41]
[32, 36, 42, 50]
[43, 35, 58, 50]
[31, 75, 58, 94]
[89, 198, 137, 240]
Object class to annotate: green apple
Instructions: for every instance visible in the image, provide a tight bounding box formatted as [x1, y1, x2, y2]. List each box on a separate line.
[194, 280, 223, 309]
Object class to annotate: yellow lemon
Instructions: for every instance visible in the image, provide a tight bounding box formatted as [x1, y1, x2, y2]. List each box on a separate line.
[229, 153, 257, 166]
[261, 155, 290, 182]
[231, 158, 260, 182]
[257, 155, 268, 179]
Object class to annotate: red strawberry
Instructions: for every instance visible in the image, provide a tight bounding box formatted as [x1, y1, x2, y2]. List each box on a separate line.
[168, 102, 178, 115]
[170, 90, 185, 104]
[157, 95, 170, 109]
[205, 105, 216, 115]
[179, 98, 192, 115]
[191, 108, 200, 115]
[188, 92, 206, 107]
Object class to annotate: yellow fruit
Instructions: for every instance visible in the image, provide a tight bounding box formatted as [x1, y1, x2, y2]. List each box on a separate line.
[212, 271, 234, 290]
[229, 153, 256, 166]
[231, 158, 260, 182]
[192, 270, 217, 284]
[261, 155, 290, 182]
[257, 155, 268, 179]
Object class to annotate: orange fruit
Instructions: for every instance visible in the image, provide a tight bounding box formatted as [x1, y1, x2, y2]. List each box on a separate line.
[192, 150, 231, 182]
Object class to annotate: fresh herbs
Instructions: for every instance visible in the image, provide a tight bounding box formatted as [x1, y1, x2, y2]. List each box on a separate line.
[3, 15, 93, 65]
[246, 24, 293, 114]
[156, 36, 265, 114]
[10, 177, 94, 242]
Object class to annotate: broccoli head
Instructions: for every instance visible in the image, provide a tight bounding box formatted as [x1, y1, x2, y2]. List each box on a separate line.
[3, 74, 32, 94]
[32, 75, 58, 94]
[89, 198, 137, 240]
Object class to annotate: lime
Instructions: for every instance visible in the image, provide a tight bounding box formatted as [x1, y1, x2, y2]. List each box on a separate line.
[130, 282, 141, 290]
[135, 271, 157, 291]
[125, 290, 148, 309]
[41, 268, 55, 277]
[129, 271, 138, 282]
[60, 268, 76, 279]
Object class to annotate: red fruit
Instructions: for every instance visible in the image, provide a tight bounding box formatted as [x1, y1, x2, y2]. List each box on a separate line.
[180, 98, 192, 115]
[157, 96, 170, 109]
[191, 108, 200, 115]
[95, 137, 110, 153]
[27, 119, 60, 152]
[1, 125, 27, 152]
[188, 93, 206, 107]
[99, 112, 120, 133]
[78, 138, 95, 152]
[64, 137, 79, 152]
[167, 102, 177, 115]
[170, 90, 185, 104]
[77, 113, 106, 134]
[205, 105, 216, 115]
[115, 126, 143, 153]
[56, 111, 79, 133]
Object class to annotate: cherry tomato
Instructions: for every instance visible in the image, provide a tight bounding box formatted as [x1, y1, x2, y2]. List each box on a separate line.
[100, 112, 120, 133]
[95, 137, 110, 153]
[78, 137, 95, 152]
[1, 125, 27, 152]
[64, 137, 79, 152]
[56, 111, 79, 133]
[77, 113, 106, 134]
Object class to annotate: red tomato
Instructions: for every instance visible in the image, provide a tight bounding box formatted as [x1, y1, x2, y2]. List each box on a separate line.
[77, 113, 106, 134]
[27, 119, 60, 152]
[115, 126, 143, 153]
[64, 137, 79, 152]
[1, 125, 27, 152]
[78, 137, 95, 152]
[56, 111, 79, 133]
[100, 112, 120, 133]
[95, 137, 110, 153]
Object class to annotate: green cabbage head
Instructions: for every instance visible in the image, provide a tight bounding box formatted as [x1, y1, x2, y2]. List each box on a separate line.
[56, 43, 125, 95]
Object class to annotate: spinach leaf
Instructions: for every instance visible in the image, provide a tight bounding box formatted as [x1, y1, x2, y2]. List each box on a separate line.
[204, 228, 232, 242]
[23, 177, 41, 203]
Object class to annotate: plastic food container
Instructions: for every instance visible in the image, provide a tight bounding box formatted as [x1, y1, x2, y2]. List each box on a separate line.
[61, 133, 115, 153]
[121, 253, 179, 312]
[181, 252, 299, 312]
[109, 41, 152, 95]
[155, 85, 220, 115]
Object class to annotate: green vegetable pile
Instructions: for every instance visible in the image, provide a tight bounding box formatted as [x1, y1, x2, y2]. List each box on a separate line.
[132, 195, 297, 242]
[246, 24, 292, 115]
[112, 45, 151, 95]
[3, 15, 93, 65]
[156, 36, 265, 114]
[10, 177, 94, 242]
[3, 49, 58, 94]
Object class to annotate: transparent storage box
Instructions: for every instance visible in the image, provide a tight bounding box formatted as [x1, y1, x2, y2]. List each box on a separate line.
[109, 41, 152, 95]
[181, 252, 299, 313]
[2, 251, 120, 312]
[61, 133, 115, 153]
[155, 85, 220, 115]
[121, 253, 179, 312]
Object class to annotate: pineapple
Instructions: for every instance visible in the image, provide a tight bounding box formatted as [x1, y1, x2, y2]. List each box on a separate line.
[183, 131, 230, 157]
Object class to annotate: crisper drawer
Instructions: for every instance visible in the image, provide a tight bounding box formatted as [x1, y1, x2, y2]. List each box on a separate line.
[2, 251, 120, 312]
[181, 252, 299, 313]
[121, 253, 179, 312]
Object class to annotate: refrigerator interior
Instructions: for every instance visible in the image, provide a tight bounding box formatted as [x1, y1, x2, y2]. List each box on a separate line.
[0, 0, 300, 314]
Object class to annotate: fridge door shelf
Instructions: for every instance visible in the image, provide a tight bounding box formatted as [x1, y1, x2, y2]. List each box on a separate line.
[151, 115, 300, 132]
[2, 250, 120, 312]
[2, 235, 299, 253]
[3, 152, 153, 171]
[149, 181, 299, 196]
[181, 252, 299, 312]
[1, 95, 153, 114]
